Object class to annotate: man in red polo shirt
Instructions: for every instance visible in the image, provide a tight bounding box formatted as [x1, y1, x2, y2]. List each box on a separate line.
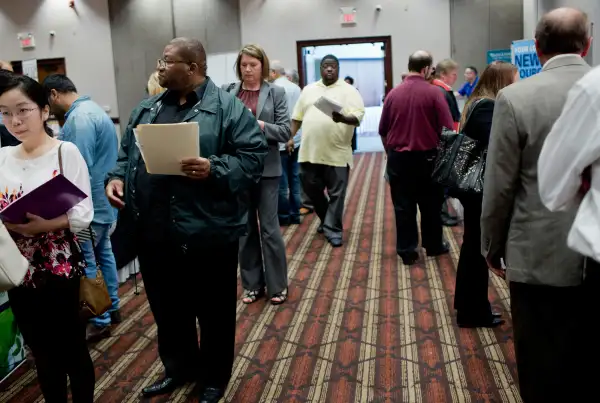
[379, 50, 454, 265]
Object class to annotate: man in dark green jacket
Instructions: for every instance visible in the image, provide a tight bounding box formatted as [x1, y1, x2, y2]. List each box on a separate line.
[105, 38, 267, 403]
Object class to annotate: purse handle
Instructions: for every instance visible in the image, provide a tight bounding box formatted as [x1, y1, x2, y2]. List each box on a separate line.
[58, 142, 100, 269]
[460, 98, 486, 133]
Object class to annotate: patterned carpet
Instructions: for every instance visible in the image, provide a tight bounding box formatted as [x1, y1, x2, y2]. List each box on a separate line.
[0, 152, 522, 403]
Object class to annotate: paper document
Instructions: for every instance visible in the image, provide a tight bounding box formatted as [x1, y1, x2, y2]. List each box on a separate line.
[314, 96, 343, 118]
[135, 122, 200, 176]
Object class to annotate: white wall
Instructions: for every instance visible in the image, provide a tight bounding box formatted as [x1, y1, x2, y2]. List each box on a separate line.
[240, 0, 451, 86]
[524, 0, 599, 65]
[0, 0, 119, 118]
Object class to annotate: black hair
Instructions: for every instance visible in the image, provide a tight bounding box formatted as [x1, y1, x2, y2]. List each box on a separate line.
[0, 73, 54, 137]
[42, 74, 78, 98]
[344, 76, 354, 85]
[408, 52, 433, 73]
[466, 66, 478, 75]
[321, 54, 339, 66]
[170, 37, 208, 76]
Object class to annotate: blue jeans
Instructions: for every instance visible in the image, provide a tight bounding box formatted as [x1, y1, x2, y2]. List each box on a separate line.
[278, 148, 301, 221]
[80, 223, 120, 327]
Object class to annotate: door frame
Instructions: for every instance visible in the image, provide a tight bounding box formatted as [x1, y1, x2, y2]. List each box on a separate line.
[296, 35, 393, 94]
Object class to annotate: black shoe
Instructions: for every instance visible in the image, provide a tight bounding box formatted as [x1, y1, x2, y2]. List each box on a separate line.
[142, 377, 183, 397]
[426, 242, 450, 256]
[492, 311, 502, 318]
[199, 387, 224, 403]
[328, 238, 343, 248]
[86, 324, 111, 342]
[110, 310, 122, 324]
[399, 251, 419, 265]
[458, 317, 505, 328]
[317, 225, 324, 234]
[290, 216, 302, 225]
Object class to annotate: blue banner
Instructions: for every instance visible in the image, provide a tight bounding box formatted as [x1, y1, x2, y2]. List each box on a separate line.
[487, 49, 512, 64]
[511, 39, 542, 79]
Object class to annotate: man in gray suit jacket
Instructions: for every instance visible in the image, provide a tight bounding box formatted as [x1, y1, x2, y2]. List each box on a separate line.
[481, 8, 591, 402]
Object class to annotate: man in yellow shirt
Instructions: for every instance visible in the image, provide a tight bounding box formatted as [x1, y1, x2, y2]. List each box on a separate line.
[291, 55, 365, 247]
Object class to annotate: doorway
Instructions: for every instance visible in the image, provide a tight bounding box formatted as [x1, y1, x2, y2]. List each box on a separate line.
[296, 36, 392, 153]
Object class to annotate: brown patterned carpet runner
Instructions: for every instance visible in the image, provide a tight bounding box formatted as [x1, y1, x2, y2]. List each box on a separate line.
[0, 152, 521, 403]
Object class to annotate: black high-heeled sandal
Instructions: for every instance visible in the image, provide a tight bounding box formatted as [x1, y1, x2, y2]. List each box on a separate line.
[242, 289, 264, 304]
[270, 289, 288, 305]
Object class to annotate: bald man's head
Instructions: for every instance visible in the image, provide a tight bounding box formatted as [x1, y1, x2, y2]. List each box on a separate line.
[408, 50, 433, 75]
[535, 7, 590, 57]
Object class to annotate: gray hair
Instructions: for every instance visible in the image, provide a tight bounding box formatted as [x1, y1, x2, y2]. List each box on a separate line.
[270, 60, 286, 75]
[285, 69, 299, 85]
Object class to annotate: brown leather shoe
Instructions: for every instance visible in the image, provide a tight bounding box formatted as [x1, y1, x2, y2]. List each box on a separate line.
[299, 207, 313, 215]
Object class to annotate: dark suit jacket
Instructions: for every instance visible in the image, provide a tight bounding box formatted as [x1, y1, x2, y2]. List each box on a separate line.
[462, 98, 495, 145]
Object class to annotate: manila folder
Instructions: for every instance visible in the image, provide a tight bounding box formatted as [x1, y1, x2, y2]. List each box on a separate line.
[136, 122, 200, 176]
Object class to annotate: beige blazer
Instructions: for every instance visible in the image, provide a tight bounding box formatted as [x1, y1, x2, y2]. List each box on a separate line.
[481, 54, 590, 287]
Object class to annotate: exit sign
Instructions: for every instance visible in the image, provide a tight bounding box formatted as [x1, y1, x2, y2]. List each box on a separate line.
[18, 33, 35, 49]
[340, 7, 357, 26]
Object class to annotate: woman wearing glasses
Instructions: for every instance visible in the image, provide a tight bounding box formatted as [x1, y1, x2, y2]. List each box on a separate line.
[0, 73, 95, 402]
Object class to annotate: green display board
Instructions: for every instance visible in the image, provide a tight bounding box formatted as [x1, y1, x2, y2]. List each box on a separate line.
[0, 292, 26, 379]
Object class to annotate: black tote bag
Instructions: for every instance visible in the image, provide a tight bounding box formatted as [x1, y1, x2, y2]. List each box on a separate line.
[431, 99, 487, 196]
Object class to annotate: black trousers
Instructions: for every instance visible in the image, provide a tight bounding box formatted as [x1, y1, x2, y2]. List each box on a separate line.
[300, 162, 348, 240]
[9, 276, 95, 403]
[510, 276, 596, 403]
[453, 193, 492, 321]
[387, 150, 445, 255]
[137, 238, 239, 390]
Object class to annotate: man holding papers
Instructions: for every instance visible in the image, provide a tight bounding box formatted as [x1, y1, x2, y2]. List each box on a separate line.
[292, 54, 365, 247]
[105, 38, 267, 403]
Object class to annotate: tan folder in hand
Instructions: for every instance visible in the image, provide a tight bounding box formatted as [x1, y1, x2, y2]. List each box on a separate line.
[135, 122, 200, 176]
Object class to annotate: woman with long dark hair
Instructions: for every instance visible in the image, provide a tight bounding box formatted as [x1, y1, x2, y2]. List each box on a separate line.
[454, 61, 518, 328]
[0, 73, 95, 402]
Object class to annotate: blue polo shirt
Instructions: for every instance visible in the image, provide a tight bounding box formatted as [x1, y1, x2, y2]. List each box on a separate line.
[458, 77, 479, 98]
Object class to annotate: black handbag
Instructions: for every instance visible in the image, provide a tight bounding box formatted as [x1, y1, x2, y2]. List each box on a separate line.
[431, 99, 487, 196]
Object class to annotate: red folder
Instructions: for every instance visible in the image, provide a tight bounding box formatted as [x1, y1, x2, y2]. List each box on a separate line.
[0, 174, 88, 224]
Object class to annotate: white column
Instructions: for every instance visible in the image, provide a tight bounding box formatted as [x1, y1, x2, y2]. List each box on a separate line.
[523, 0, 539, 39]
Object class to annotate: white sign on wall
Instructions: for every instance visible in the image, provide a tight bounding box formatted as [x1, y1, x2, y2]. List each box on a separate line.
[206, 52, 239, 87]
[22, 59, 38, 81]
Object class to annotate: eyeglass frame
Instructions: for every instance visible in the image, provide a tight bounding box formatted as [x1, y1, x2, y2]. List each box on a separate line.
[0, 106, 40, 120]
[157, 58, 192, 69]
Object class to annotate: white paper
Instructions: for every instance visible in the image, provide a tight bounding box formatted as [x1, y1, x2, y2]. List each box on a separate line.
[22, 59, 38, 81]
[313, 96, 343, 118]
[135, 122, 200, 175]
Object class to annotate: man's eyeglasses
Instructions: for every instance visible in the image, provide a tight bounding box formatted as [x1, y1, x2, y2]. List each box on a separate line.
[157, 58, 191, 68]
[0, 107, 38, 120]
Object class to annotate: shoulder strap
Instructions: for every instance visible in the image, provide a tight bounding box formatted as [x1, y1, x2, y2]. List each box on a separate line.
[226, 82, 236, 93]
[58, 142, 64, 175]
[461, 98, 486, 132]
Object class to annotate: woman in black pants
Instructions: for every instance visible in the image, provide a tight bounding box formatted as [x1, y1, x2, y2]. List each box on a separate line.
[454, 62, 518, 328]
[0, 73, 95, 401]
